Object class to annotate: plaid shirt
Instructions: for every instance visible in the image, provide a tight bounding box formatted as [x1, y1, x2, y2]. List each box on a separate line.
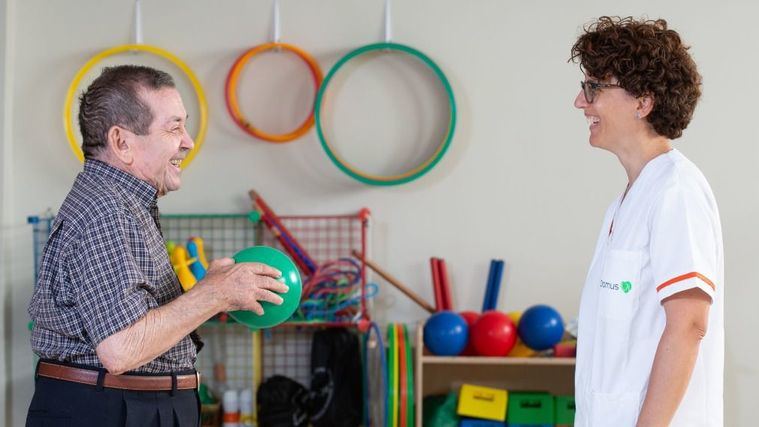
[29, 159, 200, 373]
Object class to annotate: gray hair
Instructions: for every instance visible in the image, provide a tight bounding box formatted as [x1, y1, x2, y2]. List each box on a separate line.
[78, 65, 175, 158]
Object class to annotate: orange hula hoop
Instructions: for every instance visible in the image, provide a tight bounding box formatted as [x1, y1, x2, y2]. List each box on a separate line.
[225, 42, 323, 143]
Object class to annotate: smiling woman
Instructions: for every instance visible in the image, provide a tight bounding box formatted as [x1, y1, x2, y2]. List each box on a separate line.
[569, 16, 723, 427]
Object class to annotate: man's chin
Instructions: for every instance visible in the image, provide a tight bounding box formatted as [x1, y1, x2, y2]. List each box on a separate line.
[163, 183, 182, 196]
[157, 175, 183, 196]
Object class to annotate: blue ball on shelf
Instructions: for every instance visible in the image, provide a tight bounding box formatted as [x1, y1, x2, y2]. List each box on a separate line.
[423, 311, 469, 356]
[517, 304, 565, 351]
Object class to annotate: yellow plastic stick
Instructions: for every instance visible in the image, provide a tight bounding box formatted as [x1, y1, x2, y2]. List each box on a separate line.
[171, 246, 197, 291]
[189, 236, 209, 269]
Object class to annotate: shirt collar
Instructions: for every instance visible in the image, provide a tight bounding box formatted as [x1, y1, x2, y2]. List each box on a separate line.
[635, 148, 676, 185]
[84, 159, 158, 209]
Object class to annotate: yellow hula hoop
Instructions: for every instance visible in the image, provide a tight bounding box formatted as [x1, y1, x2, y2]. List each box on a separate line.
[63, 44, 208, 169]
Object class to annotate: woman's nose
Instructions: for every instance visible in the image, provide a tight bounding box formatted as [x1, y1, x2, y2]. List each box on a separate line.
[574, 90, 589, 109]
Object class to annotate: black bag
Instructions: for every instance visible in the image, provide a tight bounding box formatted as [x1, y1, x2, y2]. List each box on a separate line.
[257, 375, 310, 427]
[309, 328, 363, 427]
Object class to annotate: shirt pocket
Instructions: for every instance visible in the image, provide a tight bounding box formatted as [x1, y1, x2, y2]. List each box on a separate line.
[592, 249, 643, 394]
[598, 249, 642, 320]
[590, 391, 640, 427]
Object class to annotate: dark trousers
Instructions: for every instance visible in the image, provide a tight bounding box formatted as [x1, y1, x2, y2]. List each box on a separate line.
[26, 365, 200, 427]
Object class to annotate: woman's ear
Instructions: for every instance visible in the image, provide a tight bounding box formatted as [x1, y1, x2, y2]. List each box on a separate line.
[636, 95, 655, 119]
[107, 125, 134, 165]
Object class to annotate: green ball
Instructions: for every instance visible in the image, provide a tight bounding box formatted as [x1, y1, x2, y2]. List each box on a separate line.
[228, 246, 302, 329]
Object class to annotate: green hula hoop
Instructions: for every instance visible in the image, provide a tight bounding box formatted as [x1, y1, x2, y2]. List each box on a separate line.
[315, 42, 457, 186]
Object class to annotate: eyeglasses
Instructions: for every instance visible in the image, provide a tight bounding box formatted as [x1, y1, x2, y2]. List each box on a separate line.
[580, 80, 623, 103]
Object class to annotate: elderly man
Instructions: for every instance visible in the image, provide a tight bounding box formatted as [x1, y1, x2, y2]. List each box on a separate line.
[27, 65, 286, 426]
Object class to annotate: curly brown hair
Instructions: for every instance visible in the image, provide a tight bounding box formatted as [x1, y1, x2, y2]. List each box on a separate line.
[570, 16, 702, 139]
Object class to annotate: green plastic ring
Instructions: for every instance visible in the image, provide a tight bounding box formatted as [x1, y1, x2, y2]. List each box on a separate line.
[315, 42, 456, 186]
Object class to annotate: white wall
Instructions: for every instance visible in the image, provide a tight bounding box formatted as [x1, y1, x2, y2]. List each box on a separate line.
[5, 0, 757, 425]
[1, 0, 10, 424]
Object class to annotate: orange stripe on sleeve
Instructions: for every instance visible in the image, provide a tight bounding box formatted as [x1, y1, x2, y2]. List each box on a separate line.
[656, 272, 715, 292]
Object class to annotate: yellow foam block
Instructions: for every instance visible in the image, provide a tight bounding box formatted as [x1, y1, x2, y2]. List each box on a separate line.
[457, 384, 508, 421]
[508, 339, 535, 357]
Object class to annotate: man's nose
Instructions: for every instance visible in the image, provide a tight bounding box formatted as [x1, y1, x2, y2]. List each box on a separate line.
[180, 130, 194, 151]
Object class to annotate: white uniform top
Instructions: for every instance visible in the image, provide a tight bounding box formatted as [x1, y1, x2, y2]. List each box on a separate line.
[575, 149, 724, 427]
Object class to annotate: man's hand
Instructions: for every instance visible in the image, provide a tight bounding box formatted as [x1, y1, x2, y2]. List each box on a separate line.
[195, 258, 289, 314]
[96, 257, 290, 374]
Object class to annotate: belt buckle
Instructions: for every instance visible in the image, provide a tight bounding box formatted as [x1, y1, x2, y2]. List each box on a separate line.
[196, 371, 201, 391]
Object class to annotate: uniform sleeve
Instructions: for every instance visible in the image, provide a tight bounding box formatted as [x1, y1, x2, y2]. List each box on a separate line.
[649, 185, 719, 303]
[69, 206, 158, 346]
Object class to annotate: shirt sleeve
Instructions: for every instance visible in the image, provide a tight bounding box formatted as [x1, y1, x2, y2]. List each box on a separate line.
[69, 206, 158, 346]
[649, 184, 719, 303]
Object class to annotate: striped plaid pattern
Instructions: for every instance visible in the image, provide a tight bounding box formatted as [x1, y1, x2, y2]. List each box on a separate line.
[28, 160, 198, 373]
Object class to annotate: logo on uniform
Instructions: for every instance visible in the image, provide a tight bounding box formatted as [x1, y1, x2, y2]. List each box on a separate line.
[621, 281, 632, 293]
[600, 280, 633, 293]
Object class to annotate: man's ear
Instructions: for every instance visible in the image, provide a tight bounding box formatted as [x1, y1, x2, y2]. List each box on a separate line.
[636, 95, 655, 119]
[107, 125, 134, 165]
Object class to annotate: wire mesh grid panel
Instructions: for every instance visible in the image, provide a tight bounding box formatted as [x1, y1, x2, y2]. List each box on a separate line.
[160, 214, 261, 399]
[261, 328, 316, 386]
[262, 215, 364, 264]
[257, 212, 369, 383]
[27, 213, 260, 282]
[27, 215, 54, 284]
[161, 213, 258, 260]
[261, 214, 370, 322]
[196, 323, 254, 392]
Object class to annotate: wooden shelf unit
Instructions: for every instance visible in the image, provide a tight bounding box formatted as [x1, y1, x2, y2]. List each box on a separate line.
[414, 324, 575, 426]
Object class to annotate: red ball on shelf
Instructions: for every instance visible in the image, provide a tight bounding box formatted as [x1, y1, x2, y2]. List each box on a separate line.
[459, 311, 480, 356]
[470, 310, 517, 357]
